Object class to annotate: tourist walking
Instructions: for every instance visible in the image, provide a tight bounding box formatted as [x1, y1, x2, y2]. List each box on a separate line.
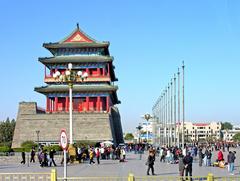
[183, 152, 193, 181]
[121, 147, 126, 160]
[30, 147, 35, 163]
[227, 151, 236, 175]
[203, 149, 208, 166]
[206, 150, 212, 166]
[89, 149, 95, 164]
[160, 147, 164, 162]
[49, 149, 57, 166]
[96, 148, 100, 164]
[38, 149, 43, 165]
[178, 151, 185, 179]
[166, 149, 171, 163]
[198, 148, 203, 167]
[146, 151, 155, 175]
[21, 151, 25, 164]
[139, 146, 144, 160]
[217, 149, 224, 162]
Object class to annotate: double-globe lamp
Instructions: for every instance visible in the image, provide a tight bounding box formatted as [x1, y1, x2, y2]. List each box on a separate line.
[54, 63, 88, 146]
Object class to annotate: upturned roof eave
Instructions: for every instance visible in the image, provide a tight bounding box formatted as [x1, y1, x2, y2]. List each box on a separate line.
[34, 85, 118, 93]
[38, 55, 113, 64]
[34, 85, 120, 104]
[43, 42, 110, 49]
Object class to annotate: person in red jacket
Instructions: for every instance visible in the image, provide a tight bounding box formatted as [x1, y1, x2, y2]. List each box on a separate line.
[96, 148, 101, 164]
[217, 149, 224, 161]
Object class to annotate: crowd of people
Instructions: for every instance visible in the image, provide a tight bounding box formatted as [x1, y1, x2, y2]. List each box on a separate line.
[20, 145, 129, 167]
[74, 145, 126, 164]
[19, 141, 238, 178]
[20, 147, 57, 167]
[143, 141, 238, 178]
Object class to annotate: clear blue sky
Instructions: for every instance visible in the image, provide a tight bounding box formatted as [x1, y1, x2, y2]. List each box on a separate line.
[0, 0, 240, 132]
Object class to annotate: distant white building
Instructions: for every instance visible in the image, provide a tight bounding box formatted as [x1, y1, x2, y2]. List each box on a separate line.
[179, 122, 222, 142]
[222, 127, 240, 141]
[152, 121, 222, 145]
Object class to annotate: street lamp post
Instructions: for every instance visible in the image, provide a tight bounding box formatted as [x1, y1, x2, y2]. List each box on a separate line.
[54, 63, 88, 150]
[136, 124, 143, 144]
[177, 68, 180, 148]
[167, 83, 170, 146]
[142, 113, 153, 144]
[164, 89, 167, 145]
[160, 95, 163, 146]
[182, 61, 185, 149]
[36, 130, 40, 147]
[174, 74, 177, 146]
[170, 80, 173, 146]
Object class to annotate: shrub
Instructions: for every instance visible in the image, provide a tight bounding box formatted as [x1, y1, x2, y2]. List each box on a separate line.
[21, 141, 38, 151]
[43, 145, 62, 152]
[75, 140, 97, 148]
[13, 147, 26, 152]
[0, 142, 12, 147]
[0, 146, 11, 152]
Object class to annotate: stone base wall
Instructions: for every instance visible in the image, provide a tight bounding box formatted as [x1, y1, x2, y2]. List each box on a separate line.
[0, 154, 62, 164]
[12, 102, 123, 148]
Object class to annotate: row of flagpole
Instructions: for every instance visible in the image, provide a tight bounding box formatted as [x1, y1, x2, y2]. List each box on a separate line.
[152, 61, 185, 149]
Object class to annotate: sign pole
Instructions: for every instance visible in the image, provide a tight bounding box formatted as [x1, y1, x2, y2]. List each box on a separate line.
[60, 129, 68, 181]
[64, 150, 67, 180]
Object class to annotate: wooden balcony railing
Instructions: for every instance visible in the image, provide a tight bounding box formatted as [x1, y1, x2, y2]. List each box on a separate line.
[44, 75, 111, 83]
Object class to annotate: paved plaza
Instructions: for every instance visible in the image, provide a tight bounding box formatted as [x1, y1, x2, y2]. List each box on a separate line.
[0, 149, 239, 177]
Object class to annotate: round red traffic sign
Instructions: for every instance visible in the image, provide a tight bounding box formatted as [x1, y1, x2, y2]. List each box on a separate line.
[60, 129, 68, 150]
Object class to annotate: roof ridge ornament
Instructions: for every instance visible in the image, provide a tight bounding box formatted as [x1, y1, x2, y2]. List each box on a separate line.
[77, 23, 79, 30]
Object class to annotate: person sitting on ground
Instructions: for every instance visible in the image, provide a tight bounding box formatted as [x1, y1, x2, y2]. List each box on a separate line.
[219, 159, 225, 168]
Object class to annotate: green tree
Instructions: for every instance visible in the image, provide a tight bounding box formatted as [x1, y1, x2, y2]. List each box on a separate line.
[21, 141, 37, 151]
[76, 140, 97, 147]
[233, 133, 240, 142]
[0, 118, 16, 146]
[221, 122, 233, 130]
[124, 133, 134, 140]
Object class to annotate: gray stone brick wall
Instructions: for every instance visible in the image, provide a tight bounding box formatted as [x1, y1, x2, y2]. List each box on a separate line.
[12, 102, 123, 148]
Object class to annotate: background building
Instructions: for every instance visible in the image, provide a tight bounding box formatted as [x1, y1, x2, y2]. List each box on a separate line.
[222, 125, 240, 142]
[180, 122, 221, 142]
[152, 121, 222, 145]
[12, 25, 123, 148]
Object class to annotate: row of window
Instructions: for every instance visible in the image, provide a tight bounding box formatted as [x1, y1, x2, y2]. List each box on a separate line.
[185, 130, 220, 134]
[191, 126, 220, 129]
[54, 48, 105, 56]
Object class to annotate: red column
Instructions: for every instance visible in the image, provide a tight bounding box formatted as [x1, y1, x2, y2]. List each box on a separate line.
[51, 99, 53, 112]
[86, 68, 90, 75]
[97, 68, 100, 76]
[52, 98, 55, 112]
[65, 96, 69, 112]
[106, 96, 109, 112]
[107, 64, 110, 76]
[86, 97, 89, 112]
[46, 97, 48, 112]
[46, 97, 49, 112]
[100, 97, 103, 111]
[49, 98, 52, 112]
[103, 67, 105, 76]
[44, 66, 46, 78]
[97, 96, 100, 112]
[54, 97, 58, 112]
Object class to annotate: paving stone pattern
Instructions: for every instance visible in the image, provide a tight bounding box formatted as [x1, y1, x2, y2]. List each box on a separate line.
[0, 149, 239, 177]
